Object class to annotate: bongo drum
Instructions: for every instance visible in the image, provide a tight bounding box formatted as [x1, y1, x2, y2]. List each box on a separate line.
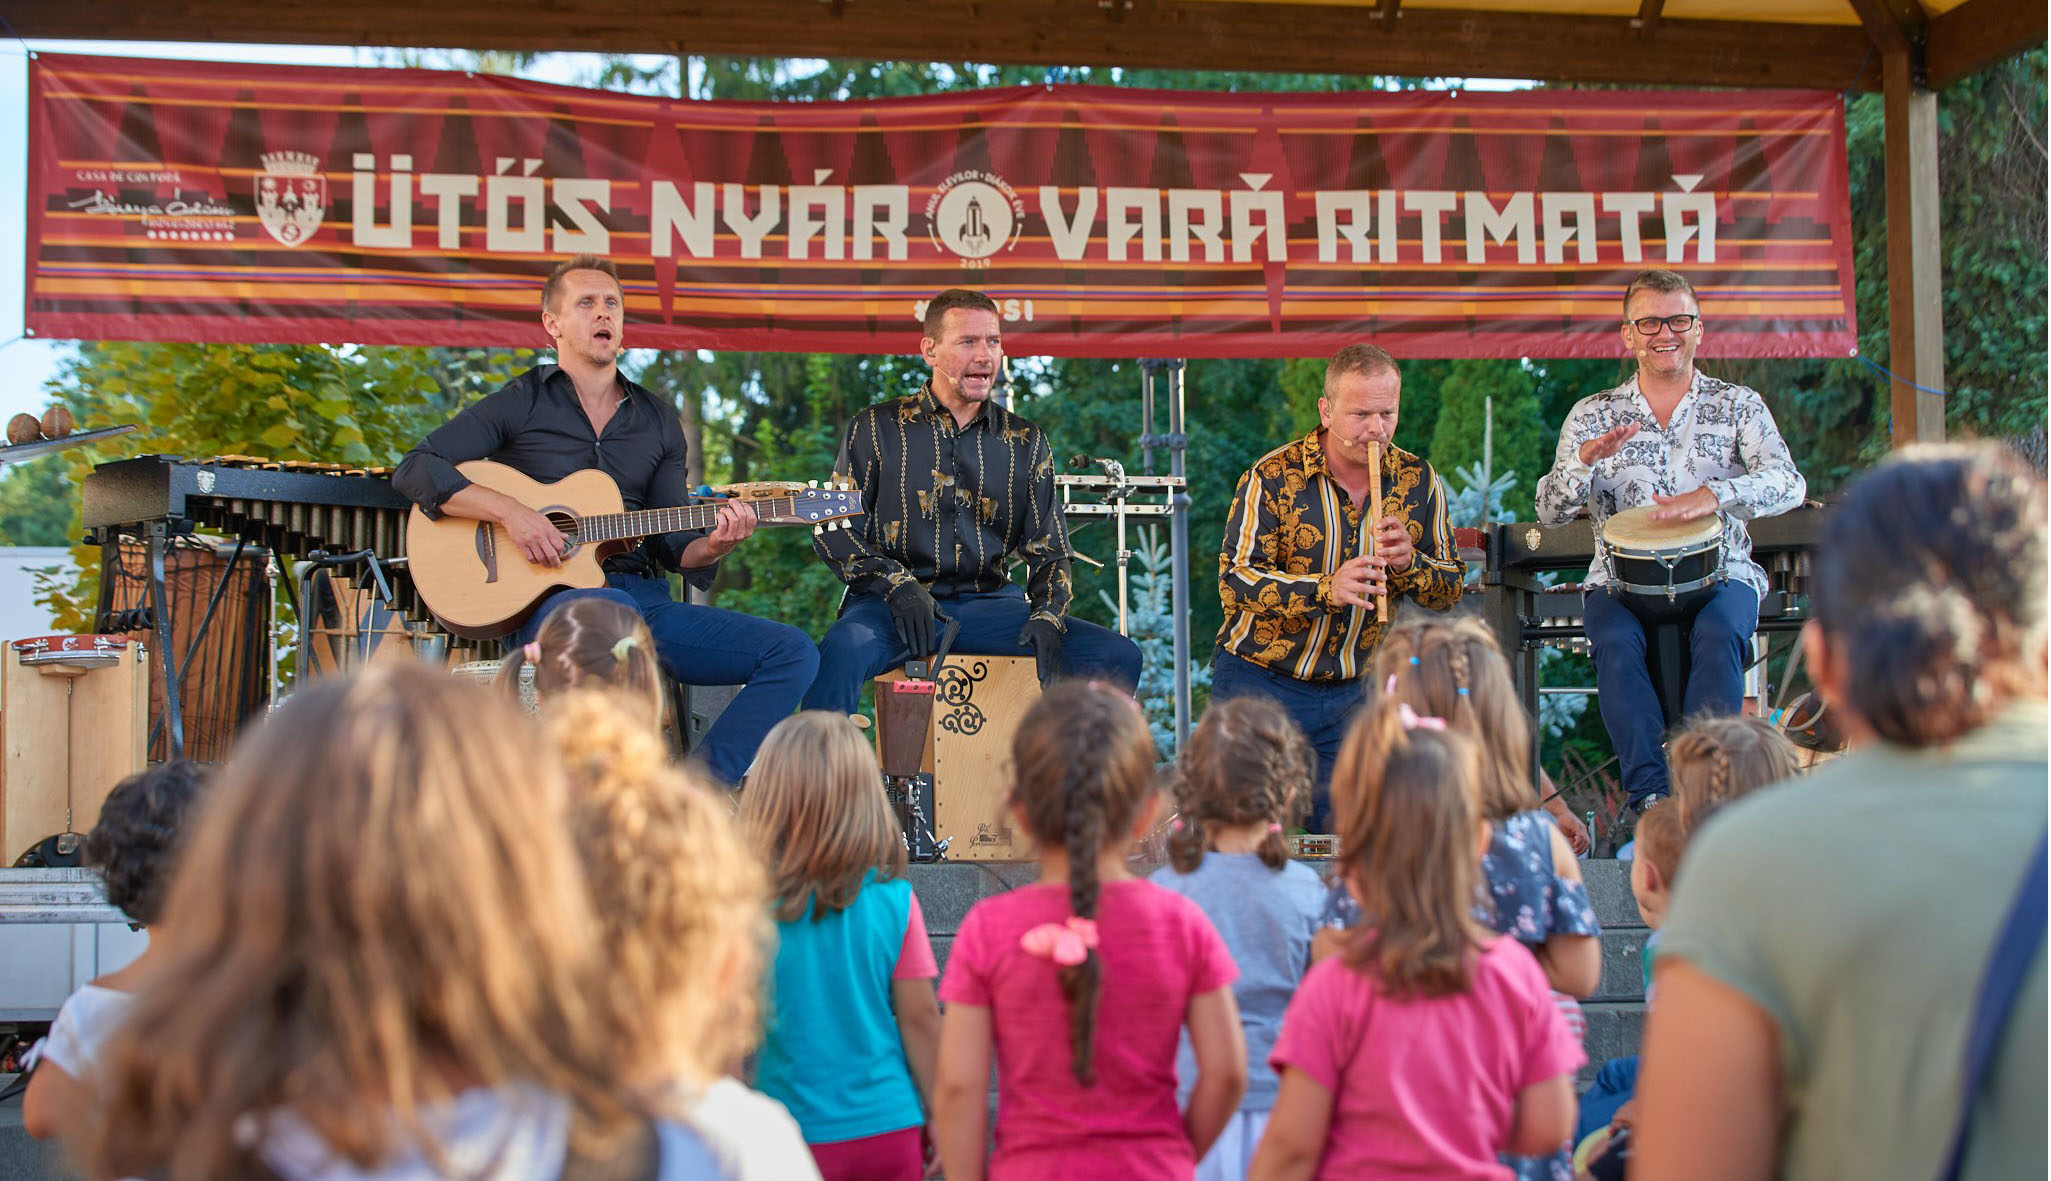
[1602, 504, 1727, 621]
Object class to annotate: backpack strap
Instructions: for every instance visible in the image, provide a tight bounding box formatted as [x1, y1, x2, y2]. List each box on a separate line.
[1938, 826, 2047, 1181]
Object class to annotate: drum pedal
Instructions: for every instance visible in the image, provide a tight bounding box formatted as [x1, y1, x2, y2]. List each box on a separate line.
[885, 772, 950, 863]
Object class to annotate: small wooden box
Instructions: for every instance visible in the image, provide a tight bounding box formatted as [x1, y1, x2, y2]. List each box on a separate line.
[1, 637, 150, 863]
[875, 654, 1041, 862]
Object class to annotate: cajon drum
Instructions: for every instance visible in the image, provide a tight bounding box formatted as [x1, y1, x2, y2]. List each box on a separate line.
[874, 654, 1041, 861]
[1, 637, 150, 864]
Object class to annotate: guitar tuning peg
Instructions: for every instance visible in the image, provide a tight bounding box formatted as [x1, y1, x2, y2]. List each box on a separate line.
[808, 479, 818, 489]
[812, 525, 824, 536]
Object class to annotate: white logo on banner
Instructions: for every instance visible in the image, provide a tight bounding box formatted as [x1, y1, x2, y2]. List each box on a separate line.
[925, 171, 1023, 267]
[256, 152, 327, 247]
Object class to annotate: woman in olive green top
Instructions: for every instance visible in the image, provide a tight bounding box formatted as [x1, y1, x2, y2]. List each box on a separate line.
[1634, 444, 2047, 1181]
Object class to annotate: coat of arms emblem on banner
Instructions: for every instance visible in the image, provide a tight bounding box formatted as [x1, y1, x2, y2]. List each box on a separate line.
[255, 152, 326, 247]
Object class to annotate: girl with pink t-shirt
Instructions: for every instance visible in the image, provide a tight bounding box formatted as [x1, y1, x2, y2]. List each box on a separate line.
[1251, 698, 1585, 1181]
[935, 682, 1249, 1181]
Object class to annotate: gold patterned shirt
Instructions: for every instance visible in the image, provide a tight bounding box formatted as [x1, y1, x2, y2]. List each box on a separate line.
[816, 386, 1073, 624]
[1217, 432, 1465, 682]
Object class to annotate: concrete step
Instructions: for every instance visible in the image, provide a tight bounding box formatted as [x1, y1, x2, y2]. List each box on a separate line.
[0, 1106, 71, 1180]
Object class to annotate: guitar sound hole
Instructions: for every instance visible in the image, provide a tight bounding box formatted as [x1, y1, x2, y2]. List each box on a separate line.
[547, 511, 581, 545]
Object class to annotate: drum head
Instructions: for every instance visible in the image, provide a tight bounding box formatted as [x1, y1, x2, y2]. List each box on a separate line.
[1603, 504, 1720, 550]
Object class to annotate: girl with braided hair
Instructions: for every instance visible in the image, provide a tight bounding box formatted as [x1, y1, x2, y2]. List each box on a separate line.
[498, 595, 667, 731]
[1150, 696, 1326, 1181]
[1372, 617, 1600, 1180]
[934, 682, 1247, 1181]
[1636, 444, 2048, 1180]
[1253, 696, 1584, 1179]
[1665, 714, 1801, 837]
[1373, 618, 1603, 999]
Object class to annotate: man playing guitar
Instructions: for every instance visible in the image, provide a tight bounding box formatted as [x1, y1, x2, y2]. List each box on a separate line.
[393, 255, 817, 784]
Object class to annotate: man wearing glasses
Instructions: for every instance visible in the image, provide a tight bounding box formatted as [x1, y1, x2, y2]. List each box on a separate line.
[1536, 269, 1806, 813]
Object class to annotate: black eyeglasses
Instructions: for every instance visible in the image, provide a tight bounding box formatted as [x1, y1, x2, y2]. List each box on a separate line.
[1628, 314, 1699, 335]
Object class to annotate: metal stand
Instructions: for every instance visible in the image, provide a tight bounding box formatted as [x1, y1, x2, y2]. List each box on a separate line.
[143, 522, 185, 760]
[1140, 359, 1192, 753]
[1057, 461, 1184, 639]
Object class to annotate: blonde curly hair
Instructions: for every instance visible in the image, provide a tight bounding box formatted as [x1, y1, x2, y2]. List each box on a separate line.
[80, 663, 633, 1180]
[547, 690, 772, 1089]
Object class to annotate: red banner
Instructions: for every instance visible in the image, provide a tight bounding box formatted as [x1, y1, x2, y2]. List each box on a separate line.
[26, 54, 1856, 359]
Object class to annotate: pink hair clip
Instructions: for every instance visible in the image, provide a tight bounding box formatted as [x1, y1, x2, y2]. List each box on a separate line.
[1019, 917, 1100, 967]
[1397, 702, 1447, 731]
[522, 641, 543, 663]
[1170, 818, 1186, 832]
[1385, 674, 1399, 696]
[1267, 822, 1283, 834]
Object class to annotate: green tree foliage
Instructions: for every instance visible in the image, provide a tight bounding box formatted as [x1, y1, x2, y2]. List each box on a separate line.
[1713, 49, 2047, 489]
[34, 343, 534, 628]
[0, 459, 74, 547]
[1428, 360, 1551, 516]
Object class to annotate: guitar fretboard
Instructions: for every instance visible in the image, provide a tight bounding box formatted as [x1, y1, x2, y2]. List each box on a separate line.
[566, 497, 803, 544]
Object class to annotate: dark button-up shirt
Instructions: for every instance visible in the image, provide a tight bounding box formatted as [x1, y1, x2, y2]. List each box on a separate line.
[1218, 432, 1464, 682]
[816, 385, 1073, 623]
[391, 365, 712, 590]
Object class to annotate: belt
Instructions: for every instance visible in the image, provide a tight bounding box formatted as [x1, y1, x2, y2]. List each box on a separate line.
[601, 553, 656, 577]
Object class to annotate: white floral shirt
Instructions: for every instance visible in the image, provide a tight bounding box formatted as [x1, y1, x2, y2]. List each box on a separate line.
[1535, 369, 1806, 597]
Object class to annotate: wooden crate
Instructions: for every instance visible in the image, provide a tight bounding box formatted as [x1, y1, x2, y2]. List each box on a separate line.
[875, 654, 1040, 862]
[2, 638, 150, 863]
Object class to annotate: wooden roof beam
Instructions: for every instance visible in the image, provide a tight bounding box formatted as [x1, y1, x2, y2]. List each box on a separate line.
[1846, 0, 1921, 57]
[1926, 0, 2048, 89]
[1634, 0, 1668, 40]
[0, 1, 1882, 91]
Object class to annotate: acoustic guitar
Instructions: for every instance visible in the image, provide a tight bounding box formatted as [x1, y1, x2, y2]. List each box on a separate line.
[407, 460, 863, 639]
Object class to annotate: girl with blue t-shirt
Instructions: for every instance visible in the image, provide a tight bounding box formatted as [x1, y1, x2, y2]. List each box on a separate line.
[1149, 695, 1325, 1181]
[738, 712, 941, 1181]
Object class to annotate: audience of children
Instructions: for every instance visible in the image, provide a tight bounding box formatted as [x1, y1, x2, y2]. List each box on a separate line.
[546, 690, 819, 1181]
[42, 442, 2040, 1181]
[22, 760, 210, 1142]
[1251, 695, 1585, 1179]
[1149, 696, 1326, 1181]
[738, 711, 942, 1181]
[934, 681, 1248, 1181]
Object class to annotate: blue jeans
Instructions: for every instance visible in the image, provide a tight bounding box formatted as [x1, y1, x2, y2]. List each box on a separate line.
[514, 573, 818, 786]
[1582, 581, 1759, 806]
[801, 584, 1142, 715]
[1209, 649, 1363, 833]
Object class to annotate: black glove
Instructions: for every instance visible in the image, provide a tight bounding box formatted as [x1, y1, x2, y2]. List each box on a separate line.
[1016, 616, 1065, 686]
[887, 581, 943, 658]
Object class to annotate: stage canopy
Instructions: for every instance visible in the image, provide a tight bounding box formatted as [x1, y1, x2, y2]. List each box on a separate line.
[3, 0, 2032, 93]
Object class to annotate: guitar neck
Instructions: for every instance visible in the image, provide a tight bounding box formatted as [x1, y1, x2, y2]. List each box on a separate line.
[569, 497, 791, 544]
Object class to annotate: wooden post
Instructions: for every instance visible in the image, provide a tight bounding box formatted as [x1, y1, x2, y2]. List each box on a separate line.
[1882, 47, 1947, 446]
